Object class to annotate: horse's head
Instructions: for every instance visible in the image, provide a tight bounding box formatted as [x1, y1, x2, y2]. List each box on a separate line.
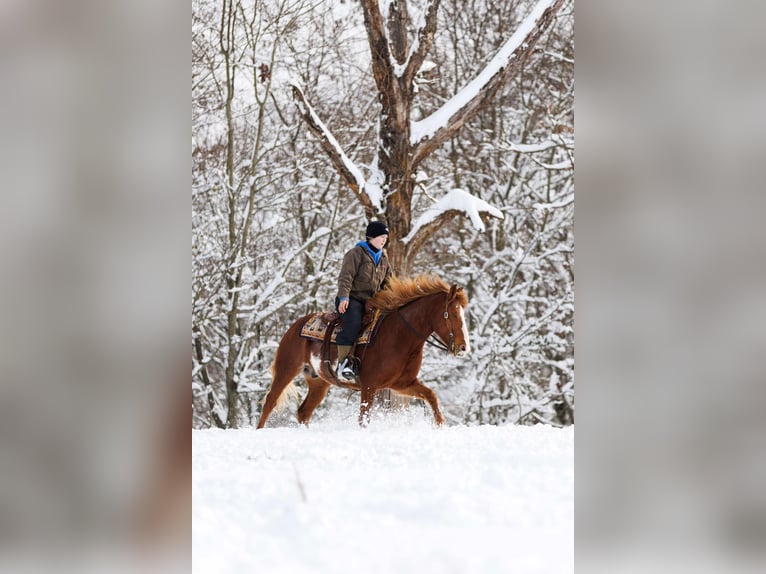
[435, 284, 470, 356]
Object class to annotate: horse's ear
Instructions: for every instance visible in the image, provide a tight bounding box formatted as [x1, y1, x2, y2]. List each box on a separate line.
[448, 284, 457, 301]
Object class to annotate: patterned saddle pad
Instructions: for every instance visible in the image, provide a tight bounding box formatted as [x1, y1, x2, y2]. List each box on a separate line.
[300, 310, 383, 345]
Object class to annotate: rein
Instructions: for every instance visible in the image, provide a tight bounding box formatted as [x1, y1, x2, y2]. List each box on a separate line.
[396, 301, 455, 354]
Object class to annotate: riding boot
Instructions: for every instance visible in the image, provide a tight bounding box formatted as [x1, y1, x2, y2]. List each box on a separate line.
[336, 345, 355, 380]
[337, 345, 351, 363]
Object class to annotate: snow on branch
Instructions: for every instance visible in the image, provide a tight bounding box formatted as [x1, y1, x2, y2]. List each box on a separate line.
[401, 0, 440, 82]
[401, 188, 504, 266]
[410, 0, 565, 166]
[502, 136, 574, 154]
[291, 83, 381, 217]
[403, 188, 503, 243]
[378, 0, 393, 14]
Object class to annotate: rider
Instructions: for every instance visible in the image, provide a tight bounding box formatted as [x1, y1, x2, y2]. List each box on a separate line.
[335, 220, 392, 380]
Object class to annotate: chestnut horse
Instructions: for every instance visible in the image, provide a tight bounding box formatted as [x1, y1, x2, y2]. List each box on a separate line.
[256, 275, 470, 428]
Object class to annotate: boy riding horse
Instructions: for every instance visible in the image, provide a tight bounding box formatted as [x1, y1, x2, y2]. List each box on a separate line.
[335, 221, 392, 380]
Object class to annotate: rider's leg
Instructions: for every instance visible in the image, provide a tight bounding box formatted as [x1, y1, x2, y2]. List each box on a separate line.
[335, 298, 364, 379]
[336, 344, 351, 363]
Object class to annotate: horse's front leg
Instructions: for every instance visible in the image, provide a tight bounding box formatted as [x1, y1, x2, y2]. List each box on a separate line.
[395, 378, 446, 426]
[358, 385, 376, 427]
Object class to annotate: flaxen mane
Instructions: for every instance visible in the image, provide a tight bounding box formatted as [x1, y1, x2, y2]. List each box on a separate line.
[370, 274, 467, 311]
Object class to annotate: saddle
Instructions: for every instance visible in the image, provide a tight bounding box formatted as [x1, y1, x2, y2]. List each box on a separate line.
[299, 302, 382, 345]
[298, 303, 384, 386]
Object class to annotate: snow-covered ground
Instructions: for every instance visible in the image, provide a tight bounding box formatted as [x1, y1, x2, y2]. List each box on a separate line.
[193, 411, 573, 574]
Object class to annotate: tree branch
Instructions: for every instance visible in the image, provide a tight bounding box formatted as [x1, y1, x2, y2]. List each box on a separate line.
[388, 0, 409, 63]
[359, 0, 394, 96]
[403, 209, 460, 270]
[402, 188, 503, 274]
[405, 207, 503, 263]
[403, 0, 441, 85]
[291, 84, 376, 219]
[411, 0, 566, 169]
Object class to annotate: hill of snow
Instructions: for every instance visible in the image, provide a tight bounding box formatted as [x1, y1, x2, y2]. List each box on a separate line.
[193, 414, 573, 574]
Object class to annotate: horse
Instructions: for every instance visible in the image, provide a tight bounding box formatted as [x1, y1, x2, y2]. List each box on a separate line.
[256, 275, 470, 428]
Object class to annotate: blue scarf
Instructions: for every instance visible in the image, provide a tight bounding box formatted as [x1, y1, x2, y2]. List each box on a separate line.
[356, 240, 382, 265]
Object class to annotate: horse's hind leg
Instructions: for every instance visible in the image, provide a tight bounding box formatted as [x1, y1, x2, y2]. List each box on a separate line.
[395, 379, 446, 426]
[296, 377, 331, 427]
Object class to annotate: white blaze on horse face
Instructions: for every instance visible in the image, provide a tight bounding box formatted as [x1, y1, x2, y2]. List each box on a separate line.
[458, 306, 470, 354]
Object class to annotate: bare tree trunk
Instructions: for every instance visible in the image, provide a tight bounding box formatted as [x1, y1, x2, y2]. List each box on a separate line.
[220, 0, 241, 428]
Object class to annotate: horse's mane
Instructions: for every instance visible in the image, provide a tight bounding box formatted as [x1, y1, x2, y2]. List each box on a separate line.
[370, 274, 467, 311]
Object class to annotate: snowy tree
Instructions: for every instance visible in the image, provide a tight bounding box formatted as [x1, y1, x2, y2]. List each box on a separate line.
[193, 0, 328, 427]
[192, 0, 574, 428]
[416, 0, 574, 425]
[291, 0, 567, 274]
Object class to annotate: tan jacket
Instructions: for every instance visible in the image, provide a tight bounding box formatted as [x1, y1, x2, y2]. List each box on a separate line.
[337, 244, 392, 301]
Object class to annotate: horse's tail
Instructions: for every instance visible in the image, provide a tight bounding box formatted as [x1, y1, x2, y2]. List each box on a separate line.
[262, 355, 300, 413]
[259, 315, 311, 415]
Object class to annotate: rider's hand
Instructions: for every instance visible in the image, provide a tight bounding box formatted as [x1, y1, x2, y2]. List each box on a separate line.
[338, 299, 349, 313]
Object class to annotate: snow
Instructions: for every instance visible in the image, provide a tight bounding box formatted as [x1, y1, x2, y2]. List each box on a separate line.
[403, 188, 504, 243]
[331, 0, 355, 21]
[532, 159, 572, 171]
[193, 415, 573, 574]
[378, 0, 394, 20]
[364, 152, 385, 209]
[410, 0, 556, 144]
[419, 59, 437, 74]
[503, 137, 574, 153]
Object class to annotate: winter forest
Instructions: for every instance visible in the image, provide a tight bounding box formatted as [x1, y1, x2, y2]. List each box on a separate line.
[192, 0, 574, 429]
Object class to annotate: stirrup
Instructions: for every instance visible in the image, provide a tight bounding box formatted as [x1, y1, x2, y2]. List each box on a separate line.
[338, 359, 356, 381]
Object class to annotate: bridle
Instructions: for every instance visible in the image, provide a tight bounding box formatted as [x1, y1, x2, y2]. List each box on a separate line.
[396, 294, 457, 354]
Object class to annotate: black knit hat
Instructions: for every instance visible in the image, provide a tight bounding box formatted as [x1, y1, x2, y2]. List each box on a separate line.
[365, 220, 389, 238]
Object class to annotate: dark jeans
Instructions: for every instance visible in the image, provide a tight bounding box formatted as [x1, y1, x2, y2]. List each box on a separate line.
[335, 297, 364, 345]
